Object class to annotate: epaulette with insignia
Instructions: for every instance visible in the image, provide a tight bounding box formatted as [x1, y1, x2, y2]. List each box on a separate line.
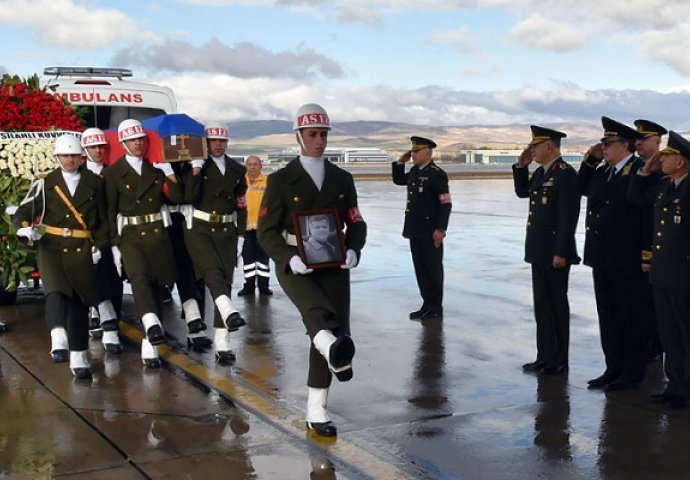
[622, 162, 633, 176]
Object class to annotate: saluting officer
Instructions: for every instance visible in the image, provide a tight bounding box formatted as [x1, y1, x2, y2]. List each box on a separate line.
[392, 136, 451, 321]
[103, 119, 183, 368]
[81, 128, 124, 353]
[184, 124, 247, 365]
[629, 131, 690, 409]
[579, 116, 648, 391]
[513, 126, 580, 375]
[258, 103, 366, 437]
[14, 134, 108, 378]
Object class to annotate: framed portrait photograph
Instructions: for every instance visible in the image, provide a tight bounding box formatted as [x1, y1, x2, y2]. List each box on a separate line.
[292, 208, 347, 269]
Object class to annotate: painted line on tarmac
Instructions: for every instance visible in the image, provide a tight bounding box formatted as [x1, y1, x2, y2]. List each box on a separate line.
[119, 322, 418, 480]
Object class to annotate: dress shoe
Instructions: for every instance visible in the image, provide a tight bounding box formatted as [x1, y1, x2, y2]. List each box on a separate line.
[649, 390, 674, 404]
[604, 378, 638, 392]
[259, 287, 273, 296]
[216, 350, 236, 365]
[146, 325, 165, 345]
[409, 309, 427, 320]
[587, 372, 618, 389]
[667, 394, 688, 410]
[329, 335, 355, 370]
[0, 322, 7, 333]
[237, 286, 255, 297]
[334, 367, 353, 382]
[522, 360, 546, 372]
[540, 363, 568, 375]
[71, 367, 92, 379]
[50, 349, 69, 363]
[89, 328, 103, 340]
[143, 358, 161, 369]
[160, 286, 173, 304]
[224, 312, 246, 331]
[187, 336, 213, 351]
[186, 318, 207, 334]
[104, 343, 123, 354]
[306, 421, 337, 437]
[420, 310, 443, 320]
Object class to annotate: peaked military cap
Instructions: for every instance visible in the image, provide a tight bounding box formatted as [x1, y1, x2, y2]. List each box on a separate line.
[601, 116, 638, 142]
[410, 136, 437, 151]
[660, 131, 690, 159]
[634, 119, 668, 138]
[529, 125, 567, 145]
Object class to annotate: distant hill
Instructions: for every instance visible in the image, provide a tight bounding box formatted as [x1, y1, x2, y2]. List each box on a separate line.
[226, 120, 603, 157]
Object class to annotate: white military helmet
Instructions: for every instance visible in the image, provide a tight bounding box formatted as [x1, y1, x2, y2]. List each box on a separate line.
[81, 127, 107, 148]
[54, 134, 83, 155]
[205, 124, 230, 140]
[293, 103, 331, 131]
[117, 119, 147, 142]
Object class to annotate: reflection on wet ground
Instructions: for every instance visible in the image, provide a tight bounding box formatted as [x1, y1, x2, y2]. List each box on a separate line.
[2, 179, 690, 479]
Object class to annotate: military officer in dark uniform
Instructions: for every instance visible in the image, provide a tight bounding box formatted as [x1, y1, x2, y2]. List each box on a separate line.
[629, 131, 690, 409]
[633, 119, 668, 362]
[513, 126, 580, 375]
[579, 117, 648, 391]
[15, 134, 108, 378]
[183, 124, 248, 365]
[103, 119, 183, 368]
[392, 136, 451, 321]
[258, 103, 366, 437]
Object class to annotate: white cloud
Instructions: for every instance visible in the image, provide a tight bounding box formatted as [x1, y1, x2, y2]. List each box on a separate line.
[0, 0, 156, 48]
[111, 37, 343, 80]
[429, 26, 478, 54]
[510, 14, 587, 52]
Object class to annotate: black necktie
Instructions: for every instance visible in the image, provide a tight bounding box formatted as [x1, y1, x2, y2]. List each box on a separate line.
[607, 166, 616, 182]
[532, 166, 544, 184]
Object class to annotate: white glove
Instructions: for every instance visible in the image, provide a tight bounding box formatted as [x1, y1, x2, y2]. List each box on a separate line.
[340, 249, 359, 269]
[91, 247, 102, 265]
[191, 159, 205, 170]
[152, 162, 174, 177]
[16, 227, 42, 241]
[289, 255, 313, 275]
[111, 246, 123, 277]
[237, 236, 245, 260]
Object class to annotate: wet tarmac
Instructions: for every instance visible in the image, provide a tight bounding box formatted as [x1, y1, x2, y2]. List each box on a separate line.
[1, 179, 689, 479]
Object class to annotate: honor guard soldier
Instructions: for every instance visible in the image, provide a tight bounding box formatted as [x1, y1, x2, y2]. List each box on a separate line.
[14, 134, 109, 378]
[258, 103, 366, 437]
[183, 124, 247, 365]
[579, 116, 648, 391]
[629, 131, 690, 409]
[633, 119, 668, 361]
[103, 119, 183, 368]
[513, 126, 580, 375]
[237, 155, 273, 296]
[392, 136, 451, 321]
[81, 128, 124, 353]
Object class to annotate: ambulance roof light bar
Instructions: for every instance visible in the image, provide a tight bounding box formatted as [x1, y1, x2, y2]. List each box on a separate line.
[43, 67, 134, 79]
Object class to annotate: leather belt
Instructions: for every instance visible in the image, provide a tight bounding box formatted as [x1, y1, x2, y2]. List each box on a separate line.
[192, 209, 234, 224]
[122, 212, 163, 226]
[43, 225, 91, 239]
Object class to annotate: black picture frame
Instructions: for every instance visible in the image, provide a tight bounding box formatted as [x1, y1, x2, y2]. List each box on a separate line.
[291, 208, 346, 269]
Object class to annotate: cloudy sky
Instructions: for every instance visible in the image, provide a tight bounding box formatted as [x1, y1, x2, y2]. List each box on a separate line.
[3, 0, 690, 129]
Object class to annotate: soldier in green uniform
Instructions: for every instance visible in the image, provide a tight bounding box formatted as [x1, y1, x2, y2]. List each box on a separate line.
[629, 131, 690, 409]
[14, 134, 109, 378]
[513, 126, 580, 376]
[392, 136, 451, 321]
[103, 119, 183, 368]
[183, 124, 248, 365]
[258, 103, 367, 437]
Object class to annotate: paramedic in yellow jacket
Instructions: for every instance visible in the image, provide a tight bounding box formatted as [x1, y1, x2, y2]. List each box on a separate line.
[237, 155, 273, 296]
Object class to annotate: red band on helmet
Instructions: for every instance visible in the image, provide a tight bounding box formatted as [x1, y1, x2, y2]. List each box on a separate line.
[346, 206, 364, 224]
[296, 113, 330, 128]
[118, 125, 144, 142]
[205, 127, 229, 138]
[82, 134, 106, 145]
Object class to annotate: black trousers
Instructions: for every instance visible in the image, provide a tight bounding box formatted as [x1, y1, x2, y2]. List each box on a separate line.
[409, 237, 444, 313]
[531, 264, 570, 366]
[654, 287, 690, 395]
[45, 291, 88, 351]
[241, 230, 270, 289]
[592, 267, 648, 381]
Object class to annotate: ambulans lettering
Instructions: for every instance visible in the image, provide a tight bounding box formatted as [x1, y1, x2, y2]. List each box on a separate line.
[55, 92, 144, 104]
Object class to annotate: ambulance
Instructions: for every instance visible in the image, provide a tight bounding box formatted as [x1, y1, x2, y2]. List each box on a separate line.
[42, 66, 177, 128]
